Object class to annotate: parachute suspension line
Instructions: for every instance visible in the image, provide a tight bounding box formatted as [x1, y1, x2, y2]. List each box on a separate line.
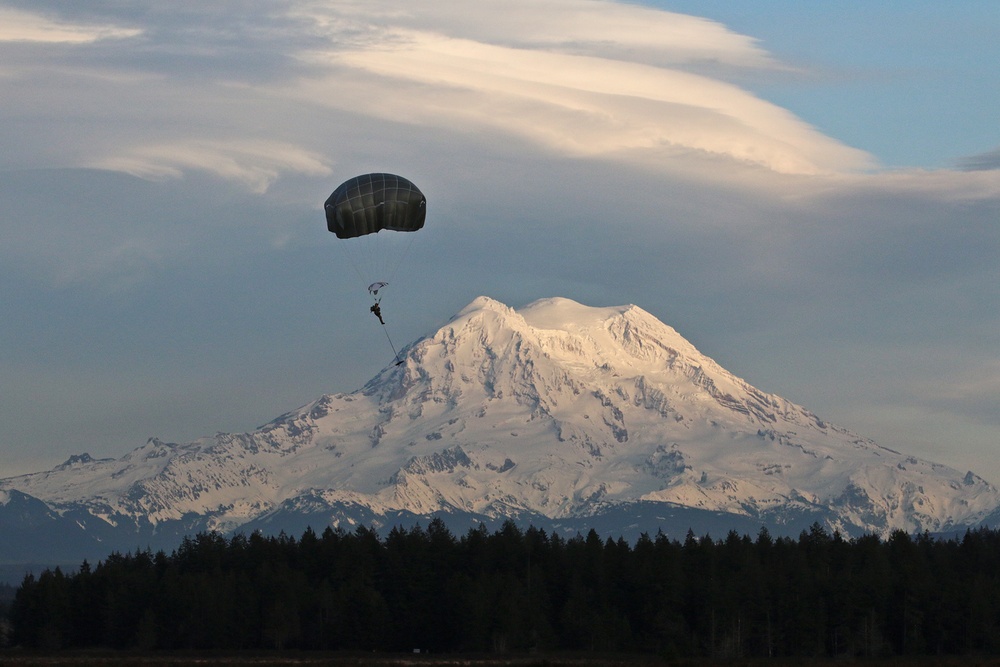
[338, 236, 368, 288]
[338, 231, 413, 300]
[381, 321, 402, 365]
[385, 231, 418, 288]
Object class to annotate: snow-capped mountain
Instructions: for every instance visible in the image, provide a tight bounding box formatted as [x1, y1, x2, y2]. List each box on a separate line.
[3, 296, 998, 568]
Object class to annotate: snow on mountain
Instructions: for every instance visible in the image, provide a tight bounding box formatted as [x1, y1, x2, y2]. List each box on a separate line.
[2, 295, 998, 564]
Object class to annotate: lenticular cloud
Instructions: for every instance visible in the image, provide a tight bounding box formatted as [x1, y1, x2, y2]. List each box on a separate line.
[297, 0, 874, 175]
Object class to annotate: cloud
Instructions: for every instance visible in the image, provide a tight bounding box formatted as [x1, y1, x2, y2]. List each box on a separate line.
[957, 147, 1000, 171]
[1, 0, 872, 185]
[910, 360, 1000, 427]
[303, 0, 782, 70]
[0, 167, 318, 290]
[314, 32, 869, 175]
[88, 139, 333, 193]
[285, 0, 870, 176]
[0, 7, 141, 43]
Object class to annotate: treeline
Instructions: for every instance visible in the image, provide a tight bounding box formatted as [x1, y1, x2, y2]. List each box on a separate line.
[0, 582, 13, 648]
[9, 521, 1000, 657]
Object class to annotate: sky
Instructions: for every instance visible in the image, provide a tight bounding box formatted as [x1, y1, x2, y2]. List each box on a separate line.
[2, 1, 999, 486]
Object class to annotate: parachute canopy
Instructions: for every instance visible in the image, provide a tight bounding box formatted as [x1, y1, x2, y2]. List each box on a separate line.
[325, 173, 426, 240]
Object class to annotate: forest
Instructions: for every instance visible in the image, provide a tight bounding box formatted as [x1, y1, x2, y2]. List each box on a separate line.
[7, 521, 1000, 659]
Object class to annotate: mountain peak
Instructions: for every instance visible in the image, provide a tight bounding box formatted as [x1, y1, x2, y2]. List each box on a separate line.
[455, 295, 516, 317]
[520, 296, 628, 326]
[443, 296, 701, 369]
[54, 452, 110, 470]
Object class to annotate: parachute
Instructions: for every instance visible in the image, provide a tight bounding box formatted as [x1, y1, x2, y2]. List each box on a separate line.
[325, 173, 426, 239]
[325, 173, 426, 300]
[325, 173, 426, 364]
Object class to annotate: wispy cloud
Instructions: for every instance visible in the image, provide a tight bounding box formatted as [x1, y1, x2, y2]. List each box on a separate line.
[88, 139, 332, 193]
[307, 31, 868, 174]
[957, 147, 1000, 172]
[1, 0, 873, 184]
[303, 0, 782, 70]
[0, 7, 140, 43]
[294, 1, 869, 175]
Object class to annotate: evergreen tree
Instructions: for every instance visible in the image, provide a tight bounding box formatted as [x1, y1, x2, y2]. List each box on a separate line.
[10, 521, 1000, 658]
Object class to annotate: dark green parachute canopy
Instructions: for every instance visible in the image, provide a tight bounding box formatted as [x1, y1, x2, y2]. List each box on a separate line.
[325, 173, 426, 239]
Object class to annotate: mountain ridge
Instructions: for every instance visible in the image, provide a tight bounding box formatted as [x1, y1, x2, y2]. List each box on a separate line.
[2, 295, 998, 568]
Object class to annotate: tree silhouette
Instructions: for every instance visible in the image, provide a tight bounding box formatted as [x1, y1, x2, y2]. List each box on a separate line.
[10, 523, 1000, 657]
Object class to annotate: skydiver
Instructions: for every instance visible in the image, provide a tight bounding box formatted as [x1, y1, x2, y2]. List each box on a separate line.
[370, 302, 385, 325]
